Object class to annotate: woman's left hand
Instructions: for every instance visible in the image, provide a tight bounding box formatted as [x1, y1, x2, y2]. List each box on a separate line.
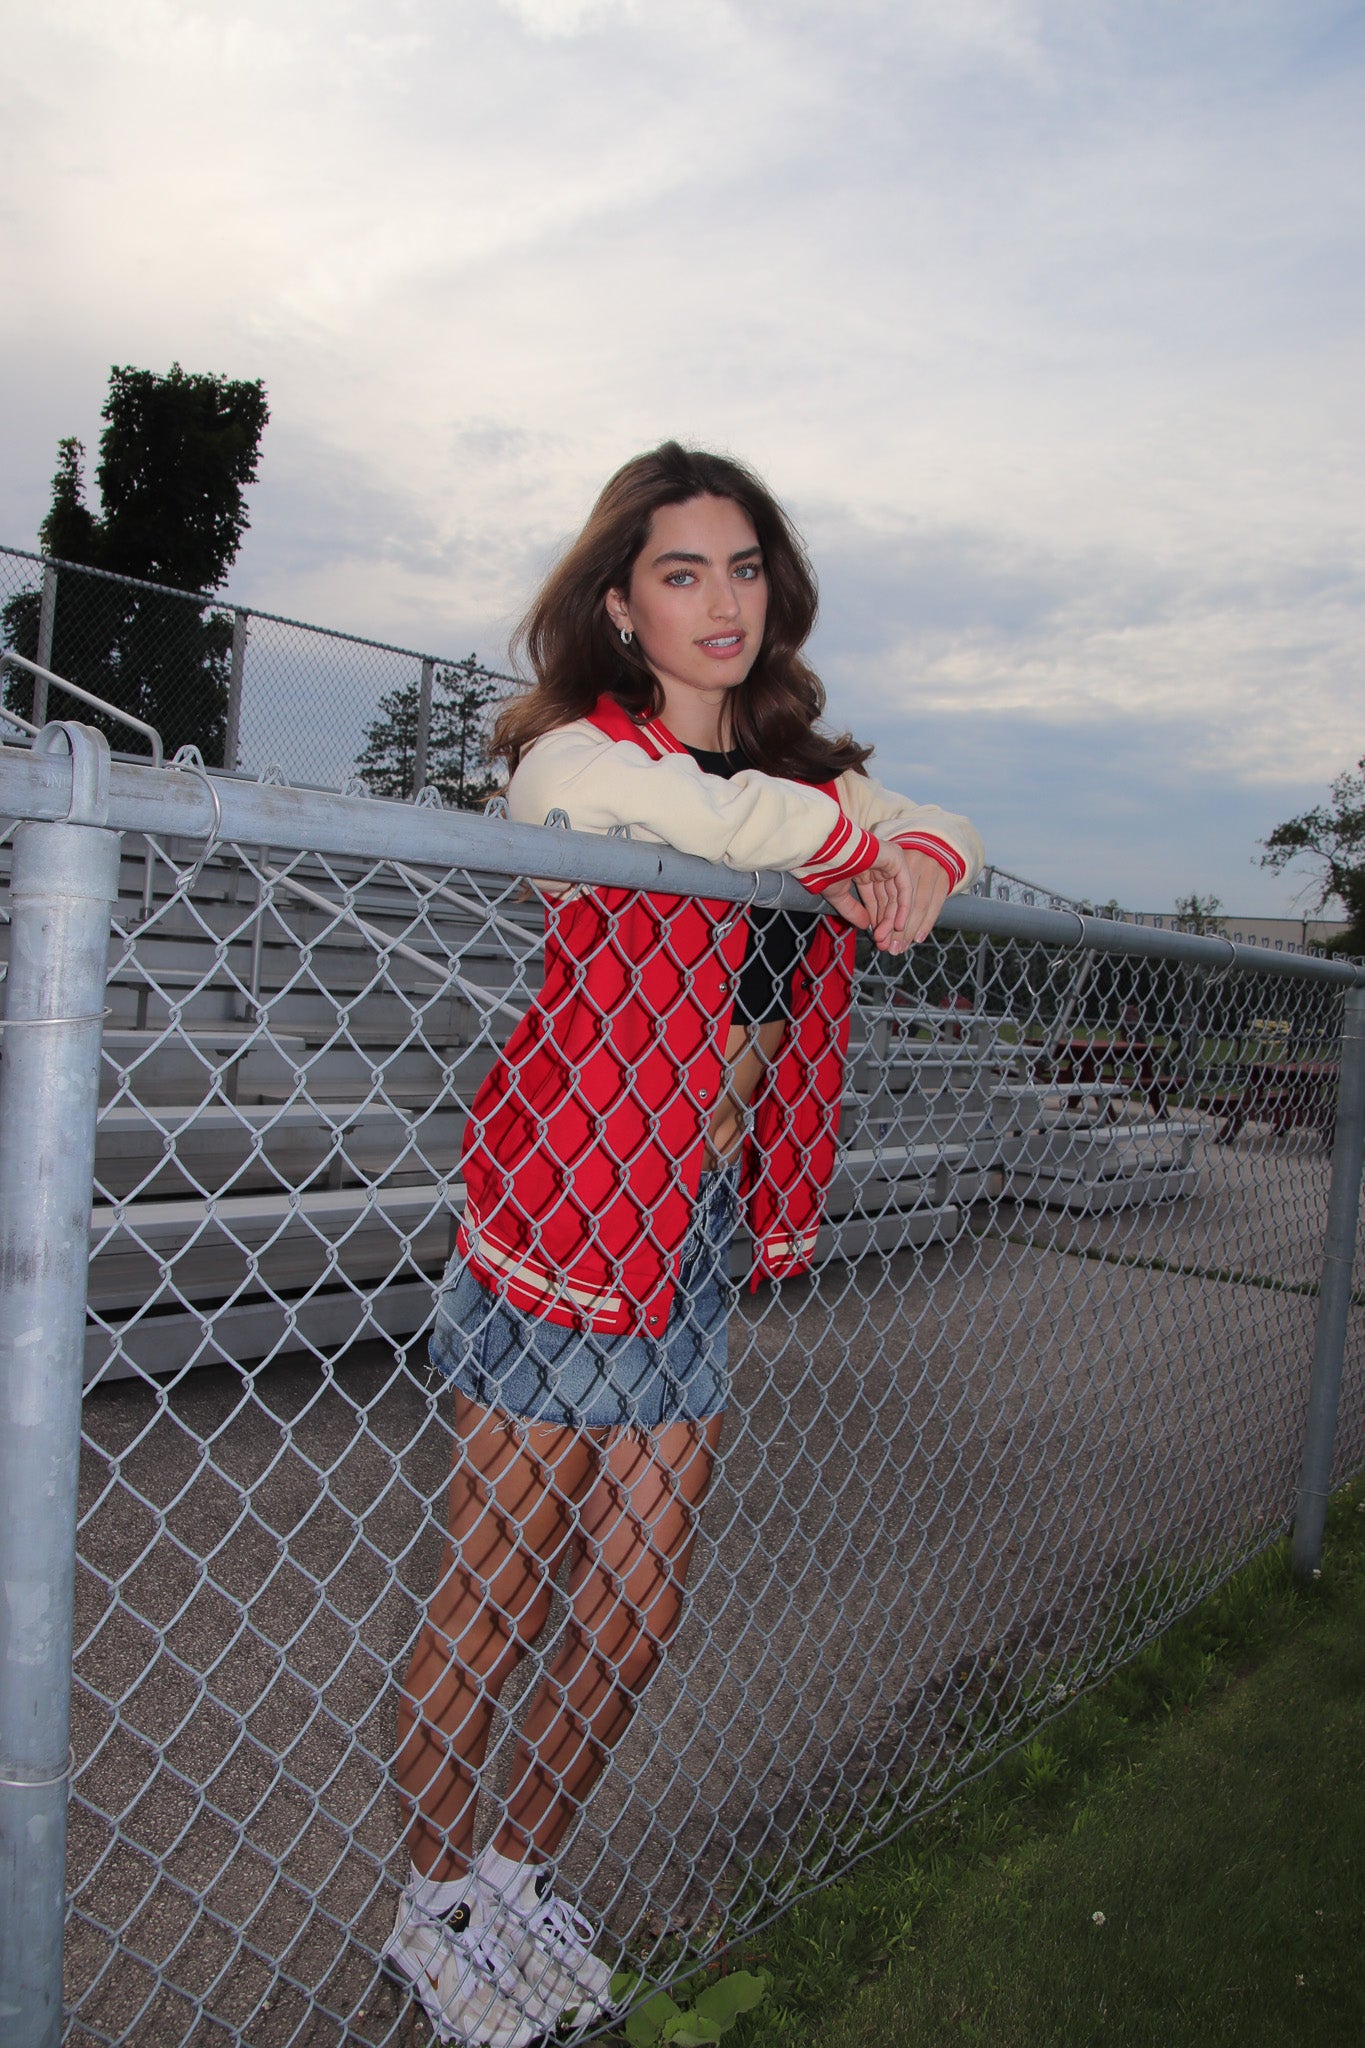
[822, 844, 951, 952]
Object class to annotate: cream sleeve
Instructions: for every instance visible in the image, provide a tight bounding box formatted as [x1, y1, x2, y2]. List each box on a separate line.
[508, 725, 884, 889]
[835, 768, 985, 893]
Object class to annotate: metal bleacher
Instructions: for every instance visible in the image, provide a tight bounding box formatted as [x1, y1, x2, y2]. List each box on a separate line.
[75, 836, 520, 1381]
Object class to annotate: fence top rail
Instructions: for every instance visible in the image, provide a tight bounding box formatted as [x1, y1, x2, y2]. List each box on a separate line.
[0, 541, 519, 680]
[0, 738, 1360, 986]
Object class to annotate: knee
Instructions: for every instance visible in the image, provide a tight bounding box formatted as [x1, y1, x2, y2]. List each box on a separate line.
[428, 1582, 554, 1688]
[507, 1587, 554, 1659]
[479, 1582, 556, 1680]
[609, 1594, 686, 1699]
[613, 1637, 663, 1699]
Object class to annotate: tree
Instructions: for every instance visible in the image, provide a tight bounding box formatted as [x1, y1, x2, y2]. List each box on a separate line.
[3, 364, 269, 763]
[354, 676, 423, 802]
[1261, 760, 1365, 955]
[355, 656, 502, 809]
[1174, 892, 1225, 935]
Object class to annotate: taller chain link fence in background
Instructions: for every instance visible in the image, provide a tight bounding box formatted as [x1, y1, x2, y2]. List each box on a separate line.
[0, 723, 1362, 2048]
[0, 545, 512, 795]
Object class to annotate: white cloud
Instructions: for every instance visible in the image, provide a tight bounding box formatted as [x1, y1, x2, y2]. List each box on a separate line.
[2, 0, 1362, 905]
[497, 0, 643, 36]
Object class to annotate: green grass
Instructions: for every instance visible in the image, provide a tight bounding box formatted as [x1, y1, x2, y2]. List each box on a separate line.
[714, 1481, 1365, 2048]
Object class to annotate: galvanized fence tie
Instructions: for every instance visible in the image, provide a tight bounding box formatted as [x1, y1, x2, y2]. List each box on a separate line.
[0, 1748, 75, 1790]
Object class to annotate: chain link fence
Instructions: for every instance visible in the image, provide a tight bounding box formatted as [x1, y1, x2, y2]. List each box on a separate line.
[0, 545, 513, 795]
[0, 729, 1362, 2047]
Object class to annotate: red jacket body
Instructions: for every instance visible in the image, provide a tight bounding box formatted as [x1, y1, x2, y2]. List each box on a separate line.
[457, 698, 951, 1335]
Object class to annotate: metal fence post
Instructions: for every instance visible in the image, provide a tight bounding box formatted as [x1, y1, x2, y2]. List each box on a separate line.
[32, 564, 57, 727]
[0, 736, 119, 2048]
[413, 656, 434, 796]
[1291, 981, 1365, 1580]
[225, 607, 248, 771]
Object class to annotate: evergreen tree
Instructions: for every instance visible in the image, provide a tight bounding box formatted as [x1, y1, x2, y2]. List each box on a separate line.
[354, 676, 422, 801]
[41, 438, 100, 562]
[3, 364, 268, 763]
[355, 656, 502, 808]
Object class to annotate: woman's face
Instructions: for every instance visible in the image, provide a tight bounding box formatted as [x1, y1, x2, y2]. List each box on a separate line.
[605, 494, 768, 728]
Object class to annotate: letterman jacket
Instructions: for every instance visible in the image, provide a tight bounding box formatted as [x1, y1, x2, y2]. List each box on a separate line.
[456, 695, 984, 1336]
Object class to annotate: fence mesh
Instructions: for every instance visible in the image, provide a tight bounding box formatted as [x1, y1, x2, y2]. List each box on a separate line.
[0, 793, 1341, 2048]
[0, 545, 509, 796]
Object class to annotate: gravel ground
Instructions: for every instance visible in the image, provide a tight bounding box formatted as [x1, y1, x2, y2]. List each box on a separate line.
[61, 1132, 1365, 2046]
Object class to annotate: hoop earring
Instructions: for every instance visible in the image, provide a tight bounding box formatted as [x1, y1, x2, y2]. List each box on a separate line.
[619, 627, 634, 647]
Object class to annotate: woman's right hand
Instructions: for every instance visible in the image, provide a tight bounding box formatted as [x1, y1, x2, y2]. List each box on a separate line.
[821, 841, 949, 953]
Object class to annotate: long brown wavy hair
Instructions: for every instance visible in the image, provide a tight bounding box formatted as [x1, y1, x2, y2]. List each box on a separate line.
[494, 442, 872, 782]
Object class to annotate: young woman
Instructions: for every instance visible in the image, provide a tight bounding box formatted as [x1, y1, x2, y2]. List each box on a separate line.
[388, 445, 983, 2046]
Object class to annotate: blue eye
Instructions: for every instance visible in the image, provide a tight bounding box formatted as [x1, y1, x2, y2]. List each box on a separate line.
[735, 562, 763, 581]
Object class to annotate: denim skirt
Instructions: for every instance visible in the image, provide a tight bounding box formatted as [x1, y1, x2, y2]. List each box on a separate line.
[428, 1167, 739, 1427]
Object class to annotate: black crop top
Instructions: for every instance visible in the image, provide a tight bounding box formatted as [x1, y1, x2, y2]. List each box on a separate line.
[682, 742, 811, 1025]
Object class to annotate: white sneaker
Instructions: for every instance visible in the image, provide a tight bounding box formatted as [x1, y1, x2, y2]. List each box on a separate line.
[491, 1866, 617, 2028]
[383, 1889, 543, 2048]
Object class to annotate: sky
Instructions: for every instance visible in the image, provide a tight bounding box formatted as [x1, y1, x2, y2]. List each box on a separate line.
[2, 0, 1362, 912]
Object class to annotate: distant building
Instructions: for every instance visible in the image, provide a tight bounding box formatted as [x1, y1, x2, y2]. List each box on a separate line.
[1130, 913, 1349, 958]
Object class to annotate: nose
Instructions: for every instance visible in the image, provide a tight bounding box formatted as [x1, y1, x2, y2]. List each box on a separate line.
[708, 570, 741, 619]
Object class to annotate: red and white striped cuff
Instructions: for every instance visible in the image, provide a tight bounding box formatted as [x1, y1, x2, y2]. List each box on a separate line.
[795, 814, 882, 891]
[894, 832, 967, 890]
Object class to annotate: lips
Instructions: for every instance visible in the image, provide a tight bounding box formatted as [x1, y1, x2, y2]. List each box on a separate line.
[697, 632, 745, 656]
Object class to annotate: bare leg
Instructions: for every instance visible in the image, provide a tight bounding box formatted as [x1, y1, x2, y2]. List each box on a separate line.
[394, 1394, 597, 1879]
[494, 1413, 723, 1862]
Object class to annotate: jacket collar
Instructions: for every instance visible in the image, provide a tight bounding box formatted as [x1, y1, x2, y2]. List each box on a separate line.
[586, 693, 687, 760]
[585, 691, 837, 798]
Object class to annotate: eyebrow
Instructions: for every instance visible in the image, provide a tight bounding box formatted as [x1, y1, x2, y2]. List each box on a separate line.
[650, 545, 763, 568]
